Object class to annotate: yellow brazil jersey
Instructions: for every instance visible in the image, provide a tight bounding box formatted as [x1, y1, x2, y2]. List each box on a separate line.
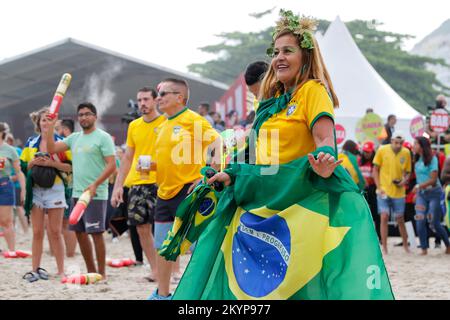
[373, 145, 411, 198]
[256, 80, 335, 165]
[124, 115, 165, 187]
[155, 108, 220, 200]
[338, 153, 359, 185]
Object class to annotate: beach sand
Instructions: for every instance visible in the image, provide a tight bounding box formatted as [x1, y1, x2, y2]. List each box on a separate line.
[1, 232, 449, 300]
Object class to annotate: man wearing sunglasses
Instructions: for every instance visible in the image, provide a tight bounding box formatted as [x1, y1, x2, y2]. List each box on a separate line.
[147, 78, 221, 300]
[45, 102, 116, 279]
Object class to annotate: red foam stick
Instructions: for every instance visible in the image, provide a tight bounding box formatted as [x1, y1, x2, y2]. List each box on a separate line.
[69, 190, 91, 225]
[48, 73, 72, 118]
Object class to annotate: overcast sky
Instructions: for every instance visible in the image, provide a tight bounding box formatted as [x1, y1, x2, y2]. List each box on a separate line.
[1, 0, 449, 74]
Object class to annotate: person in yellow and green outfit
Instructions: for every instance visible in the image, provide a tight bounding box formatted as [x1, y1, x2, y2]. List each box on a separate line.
[338, 140, 365, 191]
[169, 10, 394, 300]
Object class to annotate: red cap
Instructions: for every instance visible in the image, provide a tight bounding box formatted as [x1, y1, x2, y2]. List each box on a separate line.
[362, 141, 375, 153]
[403, 141, 412, 150]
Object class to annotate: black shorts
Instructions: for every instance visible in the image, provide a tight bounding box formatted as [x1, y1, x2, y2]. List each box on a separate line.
[127, 184, 157, 226]
[154, 184, 192, 223]
[69, 198, 107, 234]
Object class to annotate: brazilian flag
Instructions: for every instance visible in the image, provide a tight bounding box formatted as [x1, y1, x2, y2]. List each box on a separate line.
[158, 168, 221, 261]
[172, 146, 394, 300]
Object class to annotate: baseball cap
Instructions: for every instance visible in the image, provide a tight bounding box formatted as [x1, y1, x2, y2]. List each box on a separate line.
[391, 130, 405, 141]
[362, 141, 375, 153]
[403, 141, 412, 150]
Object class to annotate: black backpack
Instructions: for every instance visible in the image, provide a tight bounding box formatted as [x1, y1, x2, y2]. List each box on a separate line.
[31, 165, 59, 188]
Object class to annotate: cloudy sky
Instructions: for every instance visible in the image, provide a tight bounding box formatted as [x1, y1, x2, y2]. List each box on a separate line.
[1, 0, 449, 73]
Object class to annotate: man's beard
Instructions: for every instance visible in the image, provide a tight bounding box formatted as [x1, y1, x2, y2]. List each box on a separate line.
[80, 122, 94, 130]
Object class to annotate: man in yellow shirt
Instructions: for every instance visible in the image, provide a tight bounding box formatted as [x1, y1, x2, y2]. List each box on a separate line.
[148, 78, 221, 300]
[373, 131, 411, 254]
[111, 87, 164, 282]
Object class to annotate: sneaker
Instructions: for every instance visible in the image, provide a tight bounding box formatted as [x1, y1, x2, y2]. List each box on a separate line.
[147, 289, 172, 300]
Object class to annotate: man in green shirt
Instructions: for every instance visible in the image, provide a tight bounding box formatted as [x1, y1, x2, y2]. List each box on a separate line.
[46, 103, 116, 279]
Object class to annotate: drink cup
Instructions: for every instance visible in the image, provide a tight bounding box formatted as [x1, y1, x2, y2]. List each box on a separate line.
[138, 155, 151, 179]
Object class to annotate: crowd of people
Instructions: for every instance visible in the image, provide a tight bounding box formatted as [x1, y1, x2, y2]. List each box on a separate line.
[0, 9, 448, 300]
[339, 109, 450, 256]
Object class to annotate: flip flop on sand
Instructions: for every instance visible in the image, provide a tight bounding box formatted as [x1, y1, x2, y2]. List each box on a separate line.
[23, 272, 40, 283]
[143, 276, 156, 282]
[36, 267, 49, 280]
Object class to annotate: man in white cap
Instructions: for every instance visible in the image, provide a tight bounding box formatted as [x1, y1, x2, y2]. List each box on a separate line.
[373, 130, 412, 254]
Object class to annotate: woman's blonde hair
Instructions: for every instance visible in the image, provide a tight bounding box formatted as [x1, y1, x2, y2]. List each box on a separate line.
[260, 29, 339, 108]
[29, 106, 50, 133]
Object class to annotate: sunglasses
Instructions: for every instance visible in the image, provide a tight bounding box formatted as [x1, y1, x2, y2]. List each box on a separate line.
[158, 91, 180, 97]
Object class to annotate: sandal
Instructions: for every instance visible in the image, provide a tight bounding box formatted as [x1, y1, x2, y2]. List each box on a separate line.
[36, 267, 49, 280]
[143, 276, 156, 282]
[23, 272, 40, 283]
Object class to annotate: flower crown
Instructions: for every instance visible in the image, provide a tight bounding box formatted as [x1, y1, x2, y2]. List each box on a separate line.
[266, 9, 318, 57]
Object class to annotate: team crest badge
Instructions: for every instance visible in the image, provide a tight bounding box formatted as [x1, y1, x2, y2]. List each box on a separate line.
[400, 157, 405, 164]
[286, 105, 296, 116]
[173, 126, 181, 134]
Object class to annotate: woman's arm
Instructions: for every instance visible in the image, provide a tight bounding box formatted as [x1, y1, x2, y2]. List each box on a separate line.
[38, 157, 72, 173]
[12, 159, 25, 204]
[416, 171, 438, 191]
[307, 117, 342, 178]
[312, 117, 335, 149]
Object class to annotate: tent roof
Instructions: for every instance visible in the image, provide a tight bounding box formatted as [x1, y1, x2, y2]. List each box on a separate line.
[0, 38, 228, 116]
[320, 17, 420, 119]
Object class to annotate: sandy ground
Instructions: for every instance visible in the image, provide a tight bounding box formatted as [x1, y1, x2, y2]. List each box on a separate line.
[1, 231, 449, 300]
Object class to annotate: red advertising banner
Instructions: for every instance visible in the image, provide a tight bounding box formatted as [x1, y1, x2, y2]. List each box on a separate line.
[430, 109, 450, 133]
[335, 124, 346, 145]
[409, 115, 425, 139]
[215, 73, 253, 128]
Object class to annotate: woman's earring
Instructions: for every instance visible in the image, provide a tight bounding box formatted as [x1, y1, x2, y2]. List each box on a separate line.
[301, 64, 308, 75]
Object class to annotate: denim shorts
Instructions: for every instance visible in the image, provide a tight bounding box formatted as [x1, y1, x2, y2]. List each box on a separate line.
[32, 183, 67, 210]
[376, 195, 405, 217]
[0, 177, 15, 206]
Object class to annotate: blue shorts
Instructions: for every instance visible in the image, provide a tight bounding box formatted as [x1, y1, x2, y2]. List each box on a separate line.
[0, 177, 15, 206]
[154, 221, 173, 250]
[376, 195, 405, 218]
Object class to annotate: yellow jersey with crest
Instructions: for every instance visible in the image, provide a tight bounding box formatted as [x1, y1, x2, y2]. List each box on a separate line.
[124, 115, 165, 187]
[256, 80, 335, 165]
[373, 145, 411, 198]
[155, 108, 220, 200]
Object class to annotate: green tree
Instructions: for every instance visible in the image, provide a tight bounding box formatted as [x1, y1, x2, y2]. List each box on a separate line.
[188, 14, 448, 114]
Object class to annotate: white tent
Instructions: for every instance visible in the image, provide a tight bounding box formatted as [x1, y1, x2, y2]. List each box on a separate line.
[319, 17, 421, 143]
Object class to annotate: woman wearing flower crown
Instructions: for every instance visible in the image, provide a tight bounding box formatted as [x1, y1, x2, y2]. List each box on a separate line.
[170, 10, 393, 300]
[212, 9, 342, 183]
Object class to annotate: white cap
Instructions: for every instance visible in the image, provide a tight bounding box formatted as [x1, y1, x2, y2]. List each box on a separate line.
[391, 130, 405, 141]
